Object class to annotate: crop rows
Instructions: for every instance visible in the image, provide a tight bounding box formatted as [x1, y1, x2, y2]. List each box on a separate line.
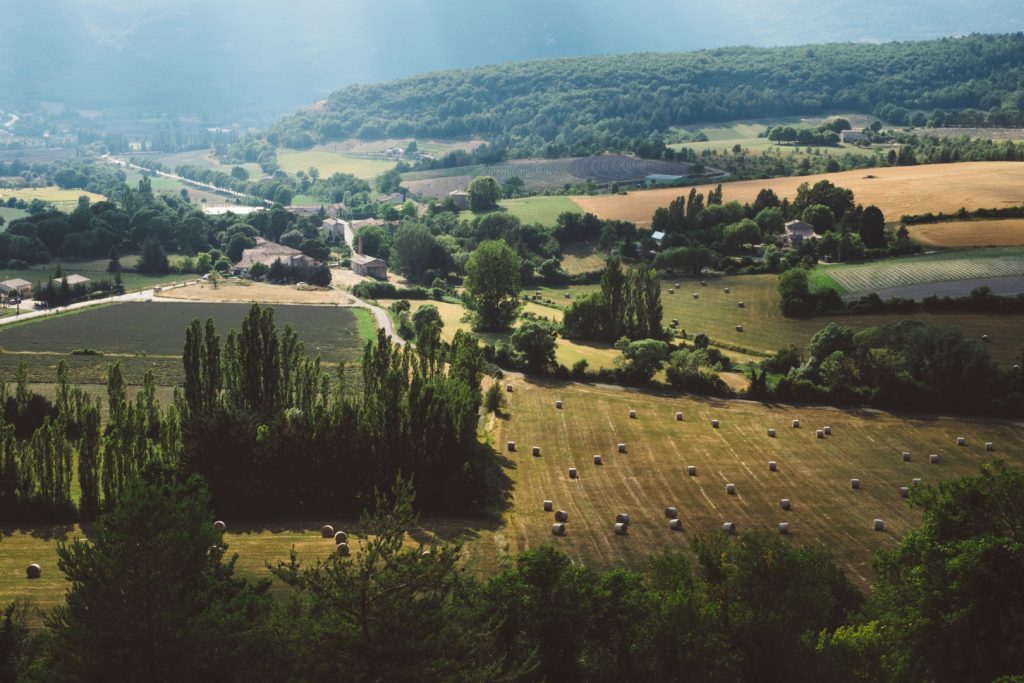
[823, 252, 1024, 294]
[568, 155, 696, 182]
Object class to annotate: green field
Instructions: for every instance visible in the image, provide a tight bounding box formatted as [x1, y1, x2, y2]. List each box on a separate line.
[813, 248, 1024, 294]
[532, 272, 1024, 367]
[491, 196, 582, 226]
[277, 148, 395, 180]
[0, 255, 191, 294]
[667, 116, 883, 159]
[0, 206, 28, 223]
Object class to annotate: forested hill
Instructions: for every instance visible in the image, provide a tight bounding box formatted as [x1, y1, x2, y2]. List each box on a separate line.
[265, 33, 1024, 156]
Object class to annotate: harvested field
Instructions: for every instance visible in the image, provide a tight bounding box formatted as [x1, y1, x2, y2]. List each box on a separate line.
[560, 241, 605, 275]
[908, 219, 1024, 247]
[156, 279, 354, 305]
[575, 162, 1024, 226]
[277, 148, 395, 179]
[817, 248, 1024, 294]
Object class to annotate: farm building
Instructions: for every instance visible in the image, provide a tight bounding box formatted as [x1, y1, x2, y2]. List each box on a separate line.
[53, 274, 91, 287]
[321, 218, 348, 239]
[379, 192, 406, 205]
[783, 220, 820, 248]
[643, 174, 685, 187]
[233, 238, 315, 276]
[448, 190, 469, 210]
[350, 253, 388, 279]
[0, 278, 32, 299]
[650, 230, 665, 247]
[840, 130, 869, 143]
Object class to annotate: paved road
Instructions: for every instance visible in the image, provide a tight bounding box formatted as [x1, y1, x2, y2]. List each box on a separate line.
[346, 291, 402, 344]
[0, 280, 199, 328]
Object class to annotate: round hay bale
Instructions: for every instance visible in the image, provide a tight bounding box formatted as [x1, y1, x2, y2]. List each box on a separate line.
[618, 443, 627, 453]
[507, 441, 516, 452]
[738, 301, 745, 308]
[700, 280, 707, 286]
[614, 522, 628, 535]
[334, 531, 348, 544]
[593, 454, 602, 465]
[792, 419, 800, 428]
[767, 428, 776, 437]
[675, 282, 681, 288]
[778, 522, 790, 534]
[823, 426, 832, 435]
[768, 461, 778, 472]
[986, 442, 994, 451]
[722, 522, 736, 535]
[956, 436, 966, 446]
[687, 465, 697, 476]
[543, 500, 553, 512]
[555, 510, 569, 523]
[616, 513, 630, 524]
[505, 383, 513, 392]
[982, 334, 990, 342]
[421, 549, 432, 557]
[669, 518, 683, 531]
[568, 467, 578, 479]
[902, 451, 910, 462]
[629, 409, 637, 419]
[665, 506, 679, 519]
[816, 429, 825, 439]
[692, 293, 699, 299]
[670, 318, 679, 327]
[912, 477, 922, 486]
[711, 419, 720, 428]
[336, 542, 350, 557]
[873, 519, 885, 531]
[780, 498, 791, 510]
[851, 478, 861, 489]
[899, 486, 910, 498]
[675, 412, 684, 421]
[213, 520, 226, 532]
[532, 446, 541, 457]
[320, 524, 335, 538]
[723, 287, 730, 293]
[555, 400, 563, 409]
[735, 324, 743, 333]
[726, 483, 737, 495]
[930, 454, 940, 464]
[26, 564, 41, 579]
[668, 288, 674, 294]
[564, 292, 571, 299]
[552, 523, 566, 536]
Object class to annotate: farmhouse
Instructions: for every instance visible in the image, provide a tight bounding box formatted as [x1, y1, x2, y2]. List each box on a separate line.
[651, 230, 665, 247]
[53, 274, 91, 287]
[379, 192, 405, 205]
[783, 220, 820, 248]
[350, 253, 388, 279]
[321, 217, 348, 238]
[643, 174, 685, 187]
[448, 189, 469, 210]
[233, 238, 314, 275]
[840, 130, 869, 143]
[0, 278, 32, 299]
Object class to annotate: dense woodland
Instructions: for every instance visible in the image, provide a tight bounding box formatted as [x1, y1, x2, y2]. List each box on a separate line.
[264, 34, 1024, 157]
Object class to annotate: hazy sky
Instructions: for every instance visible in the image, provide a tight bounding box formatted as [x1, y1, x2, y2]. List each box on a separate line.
[2, 0, 1023, 122]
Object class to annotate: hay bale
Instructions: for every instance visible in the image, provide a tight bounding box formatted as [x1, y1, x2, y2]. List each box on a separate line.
[735, 324, 743, 332]
[629, 409, 637, 419]
[930, 454, 940, 464]
[767, 428, 776, 437]
[671, 318, 679, 327]
[593, 454, 602, 465]
[675, 411, 684, 421]
[213, 520, 226, 532]
[711, 419, 720, 428]
[336, 542, 350, 557]
[873, 519, 885, 531]
[768, 461, 778, 472]
[618, 443, 627, 453]
[722, 522, 736, 534]
[726, 483, 737, 495]
[823, 426, 832, 435]
[738, 301, 745, 308]
[507, 441, 516, 452]
[505, 383, 513, 392]
[421, 550, 432, 557]
[700, 280, 707, 286]
[792, 419, 800, 428]
[614, 522, 628, 535]
[669, 518, 683, 531]
[668, 288, 674, 294]
[665, 506, 679, 519]
[778, 522, 790, 534]
[552, 523, 566, 536]
[986, 442, 994, 451]
[687, 465, 697, 476]
[564, 292, 571, 299]
[568, 467, 578, 479]
[543, 500, 553, 512]
[982, 334, 990, 342]
[816, 429, 825, 439]
[693, 293, 699, 299]
[532, 446, 541, 456]
[555, 400, 563, 409]
[26, 564, 41, 579]
[902, 451, 910, 462]
[555, 510, 569, 522]
[851, 478, 861, 489]
[616, 514, 631, 525]
[320, 524, 335, 538]
[956, 436, 966, 446]
[723, 287, 730, 293]
[334, 531, 348, 544]
[900, 486, 910, 498]
[912, 477, 922, 486]
[780, 498, 791, 510]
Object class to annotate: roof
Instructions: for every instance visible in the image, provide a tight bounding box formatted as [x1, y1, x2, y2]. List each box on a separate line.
[350, 253, 388, 268]
[651, 231, 665, 241]
[54, 274, 90, 285]
[236, 238, 315, 269]
[0, 278, 31, 288]
[784, 220, 818, 238]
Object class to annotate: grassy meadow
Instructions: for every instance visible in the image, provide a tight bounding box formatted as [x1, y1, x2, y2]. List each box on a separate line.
[277, 148, 395, 180]
[494, 196, 582, 225]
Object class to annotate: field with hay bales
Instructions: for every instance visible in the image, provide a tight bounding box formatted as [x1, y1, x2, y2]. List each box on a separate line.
[493, 379, 1024, 587]
[907, 219, 1024, 247]
[574, 161, 1024, 226]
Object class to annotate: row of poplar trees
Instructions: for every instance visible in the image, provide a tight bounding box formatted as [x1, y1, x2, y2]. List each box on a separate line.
[562, 255, 664, 342]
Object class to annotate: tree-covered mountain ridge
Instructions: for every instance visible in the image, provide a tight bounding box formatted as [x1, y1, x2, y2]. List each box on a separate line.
[264, 33, 1024, 156]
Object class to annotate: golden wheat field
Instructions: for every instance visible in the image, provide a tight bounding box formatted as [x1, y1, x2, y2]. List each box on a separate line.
[573, 162, 1024, 225]
[907, 219, 1024, 247]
